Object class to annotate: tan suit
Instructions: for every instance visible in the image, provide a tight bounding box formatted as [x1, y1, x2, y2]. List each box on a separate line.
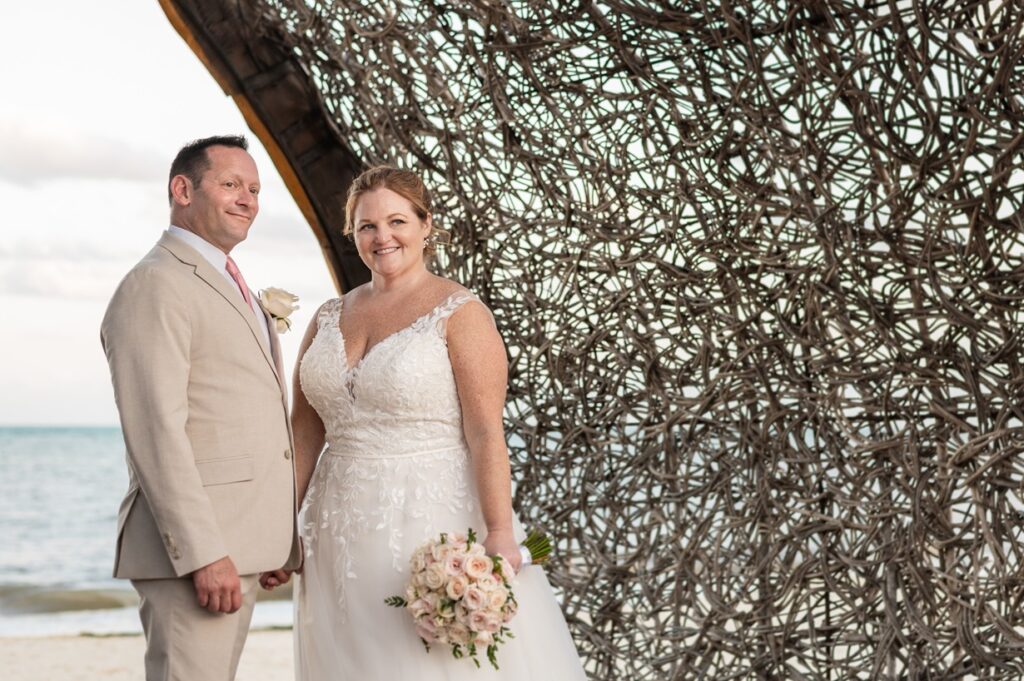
[102, 232, 299, 679]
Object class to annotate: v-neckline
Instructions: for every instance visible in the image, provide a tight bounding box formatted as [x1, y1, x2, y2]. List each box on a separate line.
[336, 291, 460, 374]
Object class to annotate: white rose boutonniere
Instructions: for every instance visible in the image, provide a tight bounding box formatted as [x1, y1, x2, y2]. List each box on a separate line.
[259, 287, 300, 333]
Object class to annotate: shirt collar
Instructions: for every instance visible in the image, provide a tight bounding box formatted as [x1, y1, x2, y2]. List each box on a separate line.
[167, 225, 228, 273]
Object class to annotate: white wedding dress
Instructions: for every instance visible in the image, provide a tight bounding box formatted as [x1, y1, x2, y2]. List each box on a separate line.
[295, 291, 587, 680]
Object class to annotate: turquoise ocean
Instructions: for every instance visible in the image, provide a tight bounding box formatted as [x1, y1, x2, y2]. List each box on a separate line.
[0, 426, 293, 636]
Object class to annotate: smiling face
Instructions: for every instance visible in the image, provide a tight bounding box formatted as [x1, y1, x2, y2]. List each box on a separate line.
[352, 187, 432, 278]
[169, 145, 260, 253]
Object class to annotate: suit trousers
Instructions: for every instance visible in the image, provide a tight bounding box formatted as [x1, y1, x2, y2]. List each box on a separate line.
[132, 574, 260, 681]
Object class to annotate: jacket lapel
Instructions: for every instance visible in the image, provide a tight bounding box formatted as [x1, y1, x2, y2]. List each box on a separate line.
[158, 232, 280, 385]
[257, 297, 289, 396]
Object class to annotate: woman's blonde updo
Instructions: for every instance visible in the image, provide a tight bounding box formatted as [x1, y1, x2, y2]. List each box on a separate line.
[344, 165, 433, 241]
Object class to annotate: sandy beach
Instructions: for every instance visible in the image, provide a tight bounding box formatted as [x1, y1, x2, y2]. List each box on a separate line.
[0, 629, 294, 681]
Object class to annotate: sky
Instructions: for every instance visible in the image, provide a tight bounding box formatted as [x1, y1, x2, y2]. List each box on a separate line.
[0, 1, 338, 425]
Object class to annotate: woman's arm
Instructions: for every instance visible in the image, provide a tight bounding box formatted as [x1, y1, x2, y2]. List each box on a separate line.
[447, 299, 522, 570]
[291, 305, 327, 506]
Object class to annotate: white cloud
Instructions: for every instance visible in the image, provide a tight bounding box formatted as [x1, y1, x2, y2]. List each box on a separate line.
[0, 118, 165, 186]
[0, 259, 127, 301]
[0, 238, 140, 262]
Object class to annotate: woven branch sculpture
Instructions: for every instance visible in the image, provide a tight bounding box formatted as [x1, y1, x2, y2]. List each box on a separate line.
[178, 1, 1024, 677]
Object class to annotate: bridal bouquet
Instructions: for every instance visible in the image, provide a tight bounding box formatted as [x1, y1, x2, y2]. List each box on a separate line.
[385, 528, 552, 670]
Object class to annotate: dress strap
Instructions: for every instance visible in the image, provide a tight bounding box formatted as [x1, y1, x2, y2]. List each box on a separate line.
[433, 290, 479, 321]
[317, 298, 342, 331]
[428, 290, 488, 337]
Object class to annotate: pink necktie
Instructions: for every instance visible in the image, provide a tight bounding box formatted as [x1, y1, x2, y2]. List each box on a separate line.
[225, 257, 253, 307]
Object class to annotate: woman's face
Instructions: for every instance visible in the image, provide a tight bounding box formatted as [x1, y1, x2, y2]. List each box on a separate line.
[352, 187, 432, 278]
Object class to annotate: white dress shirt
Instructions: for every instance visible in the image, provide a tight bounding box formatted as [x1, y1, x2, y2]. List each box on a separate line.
[167, 225, 272, 350]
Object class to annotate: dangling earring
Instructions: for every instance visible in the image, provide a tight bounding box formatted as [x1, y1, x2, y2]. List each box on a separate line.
[429, 229, 451, 248]
[425, 229, 450, 253]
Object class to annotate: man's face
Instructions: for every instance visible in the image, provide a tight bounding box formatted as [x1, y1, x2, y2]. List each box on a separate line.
[177, 145, 261, 253]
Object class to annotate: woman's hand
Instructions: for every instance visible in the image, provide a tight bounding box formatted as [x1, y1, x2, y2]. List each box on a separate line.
[259, 569, 292, 591]
[484, 528, 522, 573]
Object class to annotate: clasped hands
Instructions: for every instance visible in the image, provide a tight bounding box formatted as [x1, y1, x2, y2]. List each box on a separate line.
[191, 556, 294, 614]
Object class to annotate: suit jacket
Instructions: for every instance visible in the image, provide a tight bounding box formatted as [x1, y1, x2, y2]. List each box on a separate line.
[101, 232, 300, 579]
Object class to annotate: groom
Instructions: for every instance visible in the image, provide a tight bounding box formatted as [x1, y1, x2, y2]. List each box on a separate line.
[101, 135, 299, 680]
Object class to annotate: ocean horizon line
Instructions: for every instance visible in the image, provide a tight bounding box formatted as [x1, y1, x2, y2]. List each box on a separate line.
[0, 424, 120, 430]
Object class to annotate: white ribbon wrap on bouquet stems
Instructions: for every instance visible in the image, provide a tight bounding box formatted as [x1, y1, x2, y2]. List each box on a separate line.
[519, 545, 534, 567]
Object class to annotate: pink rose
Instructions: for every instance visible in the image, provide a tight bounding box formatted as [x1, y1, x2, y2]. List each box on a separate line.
[415, 618, 438, 643]
[464, 555, 494, 580]
[469, 610, 501, 634]
[448, 622, 472, 646]
[502, 598, 518, 622]
[498, 556, 516, 582]
[446, 574, 469, 600]
[409, 598, 431, 619]
[444, 552, 466, 576]
[467, 542, 487, 557]
[463, 585, 487, 610]
[473, 630, 494, 646]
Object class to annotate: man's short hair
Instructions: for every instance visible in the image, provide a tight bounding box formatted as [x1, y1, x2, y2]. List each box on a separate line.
[168, 135, 249, 204]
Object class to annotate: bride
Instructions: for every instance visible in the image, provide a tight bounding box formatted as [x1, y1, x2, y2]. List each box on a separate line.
[269, 166, 587, 678]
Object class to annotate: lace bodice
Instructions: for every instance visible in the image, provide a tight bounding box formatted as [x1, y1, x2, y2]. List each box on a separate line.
[299, 291, 477, 457]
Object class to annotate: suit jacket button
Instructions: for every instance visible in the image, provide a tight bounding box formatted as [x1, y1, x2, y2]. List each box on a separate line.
[284, 448, 292, 460]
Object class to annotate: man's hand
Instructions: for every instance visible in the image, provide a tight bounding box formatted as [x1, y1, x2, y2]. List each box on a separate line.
[259, 569, 292, 591]
[192, 556, 241, 614]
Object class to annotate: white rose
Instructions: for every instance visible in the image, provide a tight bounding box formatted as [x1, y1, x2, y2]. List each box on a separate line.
[259, 287, 299, 317]
[486, 587, 508, 610]
[424, 562, 447, 591]
[432, 543, 452, 563]
[476, 573, 499, 592]
[258, 287, 299, 332]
